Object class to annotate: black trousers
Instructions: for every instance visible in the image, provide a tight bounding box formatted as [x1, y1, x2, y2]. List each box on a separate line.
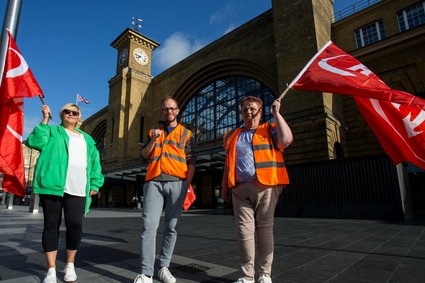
[40, 193, 85, 252]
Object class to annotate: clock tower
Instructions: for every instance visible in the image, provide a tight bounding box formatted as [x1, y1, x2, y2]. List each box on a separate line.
[105, 28, 159, 165]
[111, 28, 159, 75]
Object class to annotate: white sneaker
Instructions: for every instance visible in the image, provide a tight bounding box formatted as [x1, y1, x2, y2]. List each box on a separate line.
[233, 277, 255, 283]
[43, 268, 57, 283]
[258, 274, 272, 283]
[63, 263, 77, 282]
[134, 274, 153, 283]
[158, 267, 176, 283]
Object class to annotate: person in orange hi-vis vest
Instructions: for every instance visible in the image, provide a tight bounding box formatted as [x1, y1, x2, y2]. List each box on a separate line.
[222, 96, 293, 283]
[134, 97, 196, 283]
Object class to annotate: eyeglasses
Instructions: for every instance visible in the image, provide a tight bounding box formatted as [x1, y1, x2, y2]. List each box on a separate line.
[63, 109, 79, 116]
[161, 107, 178, 112]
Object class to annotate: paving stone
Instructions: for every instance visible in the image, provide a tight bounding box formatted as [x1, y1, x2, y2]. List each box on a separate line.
[1, 206, 424, 283]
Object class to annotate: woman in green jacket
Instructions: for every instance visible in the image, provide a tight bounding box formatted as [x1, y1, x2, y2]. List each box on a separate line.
[27, 103, 104, 283]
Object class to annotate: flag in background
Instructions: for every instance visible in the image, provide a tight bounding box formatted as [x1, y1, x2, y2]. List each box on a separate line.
[0, 31, 43, 196]
[76, 94, 90, 104]
[183, 184, 196, 211]
[287, 40, 425, 169]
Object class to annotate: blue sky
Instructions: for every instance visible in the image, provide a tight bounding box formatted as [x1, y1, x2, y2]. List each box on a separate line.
[0, 0, 359, 138]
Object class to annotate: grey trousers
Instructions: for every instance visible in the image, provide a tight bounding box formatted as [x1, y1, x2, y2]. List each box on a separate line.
[140, 180, 187, 276]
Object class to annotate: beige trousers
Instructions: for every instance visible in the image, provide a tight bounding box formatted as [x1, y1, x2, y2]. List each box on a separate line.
[232, 182, 282, 280]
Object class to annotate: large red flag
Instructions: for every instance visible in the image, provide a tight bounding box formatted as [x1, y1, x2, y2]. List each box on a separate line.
[289, 41, 425, 110]
[287, 41, 425, 169]
[0, 31, 43, 196]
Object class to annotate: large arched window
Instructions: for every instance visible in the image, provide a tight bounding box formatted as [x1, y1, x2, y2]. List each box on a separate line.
[180, 75, 276, 143]
[91, 120, 106, 161]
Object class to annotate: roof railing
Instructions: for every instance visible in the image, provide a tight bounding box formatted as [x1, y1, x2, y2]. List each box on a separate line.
[333, 0, 383, 22]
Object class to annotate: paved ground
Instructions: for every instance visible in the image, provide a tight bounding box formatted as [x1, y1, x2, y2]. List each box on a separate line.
[0, 205, 425, 283]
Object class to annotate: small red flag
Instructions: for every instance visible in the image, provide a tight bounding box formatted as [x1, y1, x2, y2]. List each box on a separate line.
[183, 184, 196, 211]
[289, 41, 425, 110]
[0, 31, 43, 197]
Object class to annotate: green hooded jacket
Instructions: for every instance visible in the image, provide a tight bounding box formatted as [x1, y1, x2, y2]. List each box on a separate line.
[27, 123, 104, 215]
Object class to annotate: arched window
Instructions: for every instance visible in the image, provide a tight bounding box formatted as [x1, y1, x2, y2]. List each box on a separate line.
[180, 75, 276, 143]
[92, 120, 107, 161]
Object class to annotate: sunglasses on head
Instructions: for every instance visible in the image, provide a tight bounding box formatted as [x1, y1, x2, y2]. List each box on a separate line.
[63, 109, 79, 116]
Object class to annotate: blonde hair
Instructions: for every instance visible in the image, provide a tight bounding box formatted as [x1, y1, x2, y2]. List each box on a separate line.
[59, 103, 81, 126]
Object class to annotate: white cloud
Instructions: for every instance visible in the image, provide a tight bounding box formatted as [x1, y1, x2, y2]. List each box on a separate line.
[210, 3, 235, 25]
[154, 32, 206, 70]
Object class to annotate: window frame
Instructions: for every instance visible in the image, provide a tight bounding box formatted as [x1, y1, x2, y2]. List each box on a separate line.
[354, 19, 386, 48]
[179, 75, 276, 144]
[397, 1, 425, 32]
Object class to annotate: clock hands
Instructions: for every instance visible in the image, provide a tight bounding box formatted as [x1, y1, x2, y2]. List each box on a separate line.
[133, 49, 148, 64]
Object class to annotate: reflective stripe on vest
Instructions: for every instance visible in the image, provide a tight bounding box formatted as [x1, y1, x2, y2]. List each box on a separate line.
[224, 122, 289, 188]
[146, 124, 191, 181]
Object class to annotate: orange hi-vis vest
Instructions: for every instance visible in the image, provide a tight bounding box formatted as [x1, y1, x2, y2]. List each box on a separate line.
[224, 122, 289, 189]
[146, 124, 192, 181]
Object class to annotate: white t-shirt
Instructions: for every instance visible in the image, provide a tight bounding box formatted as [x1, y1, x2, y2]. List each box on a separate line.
[64, 129, 87, 196]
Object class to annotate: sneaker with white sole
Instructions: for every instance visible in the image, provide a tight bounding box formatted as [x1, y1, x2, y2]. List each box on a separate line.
[158, 267, 176, 283]
[63, 263, 77, 282]
[134, 274, 153, 283]
[233, 277, 255, 283]
[43, 267, 57, 283]
[258, 274, 272, 283]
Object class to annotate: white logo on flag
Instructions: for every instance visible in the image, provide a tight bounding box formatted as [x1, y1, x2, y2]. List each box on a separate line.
[6, 47, 29, 78]
[6, 125, 22, 142]
[318, 55, 372, 77]
[392, 103, 425, 138]
[371, 99, 425, 162]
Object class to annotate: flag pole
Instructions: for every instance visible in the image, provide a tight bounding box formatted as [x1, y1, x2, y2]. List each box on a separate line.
[275, 40, 334, 102]
[277, 86, 291, 100]
[38, 95, 52, 120]
[0, 0, 23, 210]
[0, 0, 23, 84]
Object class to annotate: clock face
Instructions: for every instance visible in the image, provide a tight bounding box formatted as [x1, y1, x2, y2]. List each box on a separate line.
[119, 49, 128, 65]
[133, 48, 149, 65]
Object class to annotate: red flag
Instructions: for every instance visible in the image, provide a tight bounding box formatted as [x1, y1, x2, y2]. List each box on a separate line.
[183, 184, 196, 211]
[0, 31, 43, 196]
[0, 98, 25, 196]
[1, 31, 43, 100]
[286, 40, 425, 169]
[354, 97, 425, 169]
[289, 41, 425, 110]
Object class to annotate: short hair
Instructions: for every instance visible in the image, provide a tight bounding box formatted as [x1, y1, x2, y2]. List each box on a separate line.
[239, 96, 263, 109]
[161, 96, 179, 108]
[59, 103, 81, 124]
